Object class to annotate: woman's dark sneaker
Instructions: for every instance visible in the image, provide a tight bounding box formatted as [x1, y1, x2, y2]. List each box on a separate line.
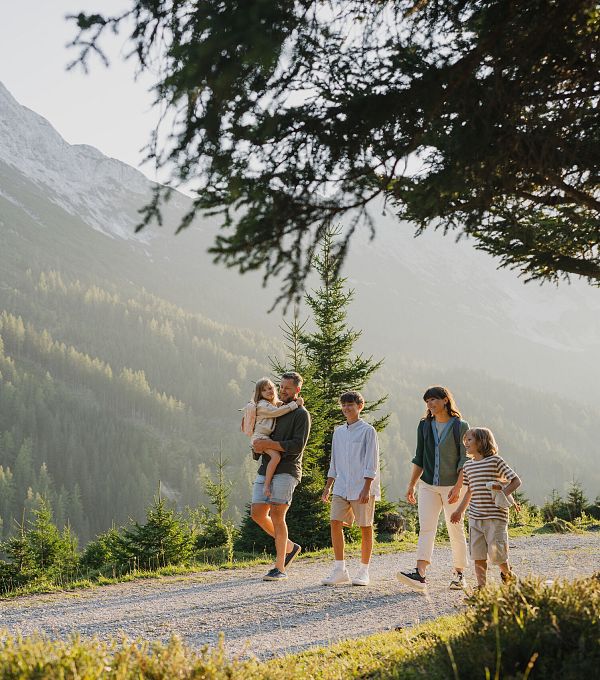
[397, 568, 427, 592]
[262, 567, 288, 581]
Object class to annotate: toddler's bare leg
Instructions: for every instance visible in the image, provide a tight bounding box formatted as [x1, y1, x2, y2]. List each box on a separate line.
[263, 449, 281, 497]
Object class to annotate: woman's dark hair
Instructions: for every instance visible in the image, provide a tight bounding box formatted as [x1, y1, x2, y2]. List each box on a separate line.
[422, 386, 461, 420]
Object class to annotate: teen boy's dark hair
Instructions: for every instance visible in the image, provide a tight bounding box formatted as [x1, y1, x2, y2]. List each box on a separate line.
[339, 390, 365, 406]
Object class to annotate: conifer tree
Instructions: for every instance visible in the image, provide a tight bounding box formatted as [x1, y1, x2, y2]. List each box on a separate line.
[542, 489, 565, 522]
[300, 226, 389, 473]
[121, 491, 192, 570]
[565, 480, 588, 521]
[299, 226, 396, 529]
[196, 448, 238, 549]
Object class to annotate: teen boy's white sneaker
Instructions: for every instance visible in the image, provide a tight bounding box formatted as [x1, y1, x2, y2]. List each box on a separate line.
[321, 567, 351, 585]
[352, 569, 370, 586]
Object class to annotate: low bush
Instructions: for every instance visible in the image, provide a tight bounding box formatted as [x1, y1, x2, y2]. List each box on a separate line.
[450, 575, 600, 679]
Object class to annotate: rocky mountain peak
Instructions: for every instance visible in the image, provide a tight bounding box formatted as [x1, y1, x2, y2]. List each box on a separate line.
[0, 80, 154, 240]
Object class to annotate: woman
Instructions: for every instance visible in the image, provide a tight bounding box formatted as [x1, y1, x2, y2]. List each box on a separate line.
[397, 386, 469, 592]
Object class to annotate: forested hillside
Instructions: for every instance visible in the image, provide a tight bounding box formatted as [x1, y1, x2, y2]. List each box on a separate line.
[1, 256, 597, 547]
[0, 265, 276, 542]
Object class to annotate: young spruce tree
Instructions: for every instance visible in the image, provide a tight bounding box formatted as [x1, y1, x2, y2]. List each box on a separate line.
[300, 226, 389, 472]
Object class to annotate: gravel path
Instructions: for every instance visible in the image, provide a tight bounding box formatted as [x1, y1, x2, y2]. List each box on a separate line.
[1, 533, 598, 660]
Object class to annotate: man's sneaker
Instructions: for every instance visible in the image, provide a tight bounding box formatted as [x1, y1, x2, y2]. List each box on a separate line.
[262, 568, 288, 581]
[284, 543, 302, 568]
[396, 569, 427, 593]
[500, 570, 516, 584]
[449, 571, 467, 590]
[352, 568, 370, 586]
[321, 567, 351, 585]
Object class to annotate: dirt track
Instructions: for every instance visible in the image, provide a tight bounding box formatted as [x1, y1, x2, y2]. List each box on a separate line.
[1, 533, 598, 659]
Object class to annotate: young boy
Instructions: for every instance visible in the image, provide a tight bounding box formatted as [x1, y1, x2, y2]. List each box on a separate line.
[450, 427, 521, 588]
[321, 391, 380, 586]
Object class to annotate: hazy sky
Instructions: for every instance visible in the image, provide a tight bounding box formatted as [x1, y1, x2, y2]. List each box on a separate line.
[0, 1, 159, 179]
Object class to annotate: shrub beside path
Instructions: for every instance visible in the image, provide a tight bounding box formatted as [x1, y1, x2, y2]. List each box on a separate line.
[1, 533, 598, 660]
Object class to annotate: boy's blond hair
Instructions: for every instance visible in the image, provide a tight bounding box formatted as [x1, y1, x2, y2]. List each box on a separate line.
[465, 427, 498, 458]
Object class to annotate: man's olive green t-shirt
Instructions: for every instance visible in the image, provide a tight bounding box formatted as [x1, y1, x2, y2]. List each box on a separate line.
[257, 406, 311, 481]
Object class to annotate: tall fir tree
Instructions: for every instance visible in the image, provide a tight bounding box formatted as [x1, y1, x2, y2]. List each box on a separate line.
[300, 226, 389, 473]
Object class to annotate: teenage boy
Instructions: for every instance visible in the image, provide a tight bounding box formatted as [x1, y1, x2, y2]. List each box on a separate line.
[321, 391, 380, 586]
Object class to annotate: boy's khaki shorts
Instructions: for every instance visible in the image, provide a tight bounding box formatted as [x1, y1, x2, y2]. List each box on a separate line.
[330, 494, 376, 527]
[469, 518, 509, 564]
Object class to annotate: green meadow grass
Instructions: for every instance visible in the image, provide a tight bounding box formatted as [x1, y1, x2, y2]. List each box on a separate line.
[0, 534, 420, 600]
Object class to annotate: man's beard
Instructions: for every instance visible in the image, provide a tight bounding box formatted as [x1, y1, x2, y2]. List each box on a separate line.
[280, 395, 293, 404]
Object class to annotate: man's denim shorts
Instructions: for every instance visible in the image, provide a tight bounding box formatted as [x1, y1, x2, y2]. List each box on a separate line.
[252, 473, 299, 506]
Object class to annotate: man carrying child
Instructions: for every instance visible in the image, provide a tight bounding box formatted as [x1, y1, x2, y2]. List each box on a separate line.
[321, 391, 380, 586]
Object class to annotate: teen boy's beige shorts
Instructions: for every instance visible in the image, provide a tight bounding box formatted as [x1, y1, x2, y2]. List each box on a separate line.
[469, 518, 509, 564]
[330, 494, 376, 527]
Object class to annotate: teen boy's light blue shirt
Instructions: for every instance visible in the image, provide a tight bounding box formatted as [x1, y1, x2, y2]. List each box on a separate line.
[327, 419, 381, 500]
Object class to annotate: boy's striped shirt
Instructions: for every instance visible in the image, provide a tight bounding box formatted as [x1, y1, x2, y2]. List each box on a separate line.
[462, 455, 517, 520]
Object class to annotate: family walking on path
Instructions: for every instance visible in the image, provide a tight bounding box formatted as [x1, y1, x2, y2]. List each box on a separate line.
[242, 376, 522, 591]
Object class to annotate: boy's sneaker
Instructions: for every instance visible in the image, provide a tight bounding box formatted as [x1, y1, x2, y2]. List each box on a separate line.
[449, 571, 467, 590]
[284, 543, 302, 567]
[262, 568, 288, 581]
[397, 568, 427, 593]
[321, 567, 351, 585]
[352, 568, 370, 586]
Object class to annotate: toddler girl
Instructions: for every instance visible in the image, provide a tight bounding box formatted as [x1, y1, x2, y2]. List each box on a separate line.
[450, 427, 521, 588]
[245, 378, 303, 497]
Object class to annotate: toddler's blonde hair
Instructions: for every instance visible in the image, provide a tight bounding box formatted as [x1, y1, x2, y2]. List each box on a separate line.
[253, 377, 275, 404]
[464, 427, 498, 458]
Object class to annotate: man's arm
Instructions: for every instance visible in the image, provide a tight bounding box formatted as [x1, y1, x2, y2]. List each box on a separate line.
[252, 438, 285, 454]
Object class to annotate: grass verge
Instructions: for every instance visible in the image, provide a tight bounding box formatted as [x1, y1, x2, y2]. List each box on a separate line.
[0, 534, 419, 601]
[0, 575, 598, 678]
